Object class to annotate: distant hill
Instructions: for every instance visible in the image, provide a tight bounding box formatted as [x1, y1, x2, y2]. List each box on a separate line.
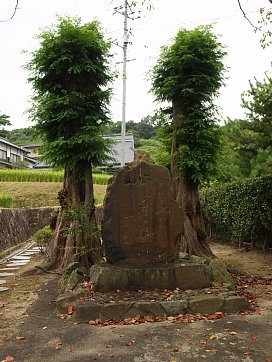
[7, 127, 41, 146]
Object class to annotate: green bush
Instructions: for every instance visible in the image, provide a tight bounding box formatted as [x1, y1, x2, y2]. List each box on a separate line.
[0, 192, 13, 208]
[34, 225, 53, 252]
[200, 175, 272, 249]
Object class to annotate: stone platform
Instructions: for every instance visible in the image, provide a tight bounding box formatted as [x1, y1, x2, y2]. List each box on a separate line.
[56, 286, 251, 323]
[89, 262, 210, 292]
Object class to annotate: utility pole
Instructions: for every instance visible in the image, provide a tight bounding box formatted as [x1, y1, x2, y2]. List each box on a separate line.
[120, 0, 128, 167]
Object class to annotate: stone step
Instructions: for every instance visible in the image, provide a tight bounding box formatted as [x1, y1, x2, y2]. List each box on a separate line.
[11, 256, 31, 260]
[0, 272, 14, 277]
[56, 291, 251, 324]
[0, 286, 9, 292]
[20, 252, 37, 256]
[0, 280, 7, 285]
[6, 261, 29, 267]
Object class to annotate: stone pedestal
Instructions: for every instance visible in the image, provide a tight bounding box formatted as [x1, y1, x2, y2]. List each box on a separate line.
[89, 262, 210, 292]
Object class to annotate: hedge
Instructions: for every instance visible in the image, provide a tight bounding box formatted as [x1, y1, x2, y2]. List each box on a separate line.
[200, 175, 272, 249]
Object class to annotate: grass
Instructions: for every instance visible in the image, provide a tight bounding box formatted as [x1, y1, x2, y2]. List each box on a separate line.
[0, 182, 107, 208]
[0, 191, 13, 207]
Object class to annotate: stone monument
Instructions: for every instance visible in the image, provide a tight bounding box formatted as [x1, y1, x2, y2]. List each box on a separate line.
[89, 161, 210, 291]
[102, 161, 183, 264]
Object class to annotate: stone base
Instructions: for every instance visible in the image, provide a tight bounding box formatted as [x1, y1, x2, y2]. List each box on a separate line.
[89, 262, 210, 292]
[56, 290, 251, 323]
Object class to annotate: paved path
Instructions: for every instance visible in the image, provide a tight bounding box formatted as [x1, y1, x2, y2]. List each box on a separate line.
[0, 278, 271, 362]
[0, 243, 41, 292]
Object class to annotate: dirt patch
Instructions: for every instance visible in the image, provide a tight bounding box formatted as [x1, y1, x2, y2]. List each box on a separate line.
[0, 254, 55, 342]
[211, 242, 272, 313]
[211, 242, 272, 277]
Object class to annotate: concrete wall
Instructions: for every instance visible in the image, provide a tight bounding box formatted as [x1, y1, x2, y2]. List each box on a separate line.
[0, 207, 57, 251]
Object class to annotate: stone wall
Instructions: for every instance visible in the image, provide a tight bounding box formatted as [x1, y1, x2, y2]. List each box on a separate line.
[0, 207, 57, 251]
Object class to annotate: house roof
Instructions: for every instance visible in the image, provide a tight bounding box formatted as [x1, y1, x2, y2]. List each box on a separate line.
[0, 137, 30, 153]
[23, 142, 43, 148]
[104, 133, 134, 165]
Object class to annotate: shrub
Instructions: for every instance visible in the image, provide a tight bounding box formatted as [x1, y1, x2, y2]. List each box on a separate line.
[0, 192, 13, 208]
[34, 225, 53, 252]
[200, 175, 272, 249]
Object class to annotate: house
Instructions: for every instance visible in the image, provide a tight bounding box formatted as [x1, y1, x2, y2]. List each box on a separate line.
[21, 142, 43, 159]
[0, 137, 30, 169]
[23, 134, 135, 170]
[103, 133, 135, 168]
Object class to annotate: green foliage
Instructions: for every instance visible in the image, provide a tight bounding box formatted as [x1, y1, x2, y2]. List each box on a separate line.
[25, 16, 113, 171]
[62, 203, 102, 258]
[0, 113, 11, 139]
[6, 127, 41, 145]
[200, 175, 272, 249]
[0, 169, 110, 184]
[242, 74, 272, 150]
[34, 225, 53, 251]
[0, 191, 13, 208]
[259, 7, 272, 49]
[217, 74, 272, 183]
[217, 119, 257, 182]
[105, 115, 159, 148]
[136, 138, 170, 167]
[151, 25, 226, 184]
[151, 25, 226, 108]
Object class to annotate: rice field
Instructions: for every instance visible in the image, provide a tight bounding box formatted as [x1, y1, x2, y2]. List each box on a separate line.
[0, 169, 110, 185]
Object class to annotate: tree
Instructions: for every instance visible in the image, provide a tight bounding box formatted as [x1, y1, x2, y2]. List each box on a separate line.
[240, 74, 272, 176]
[25, 17, 113, 271]
[0, 113, 11, 138]
[217, 119, 257, 182]
[151, 25, 226, 258]
[242, 74, 272, 149]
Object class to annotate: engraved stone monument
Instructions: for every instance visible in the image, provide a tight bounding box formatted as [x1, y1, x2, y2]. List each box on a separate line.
[89, 161, 210, 291]
[102, 161, 183, 264]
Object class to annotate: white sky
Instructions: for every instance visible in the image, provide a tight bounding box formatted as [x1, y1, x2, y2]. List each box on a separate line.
[0, 0, 271, 130]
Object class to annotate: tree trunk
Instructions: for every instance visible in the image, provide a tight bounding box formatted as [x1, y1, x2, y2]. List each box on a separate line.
[41, 163, 103, 271]
[176, 178, 214, 258]
[172, 102, 214, 259]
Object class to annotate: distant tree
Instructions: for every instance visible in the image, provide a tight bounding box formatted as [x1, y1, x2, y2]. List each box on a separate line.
[0, 113, 11, 138]
[242, 74, 272, 149]
[106, 121, 121, 134]
[240, 74, 272, 176]
[105, 116, 158, 148]
[151, 25, 226, 258]
[7, 126, 41, 145]
[216, 119, 257, 182]
[25, 17, 113, 271]
[136, 115, 158, 139]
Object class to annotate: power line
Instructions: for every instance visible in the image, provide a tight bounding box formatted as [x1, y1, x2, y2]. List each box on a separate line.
[0, 0, 19, 22]
[237, 0, 267, 33]
[106, 8, 263, 37]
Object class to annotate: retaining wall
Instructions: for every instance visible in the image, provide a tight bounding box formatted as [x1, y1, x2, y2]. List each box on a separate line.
[0, 207, 57, 251]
